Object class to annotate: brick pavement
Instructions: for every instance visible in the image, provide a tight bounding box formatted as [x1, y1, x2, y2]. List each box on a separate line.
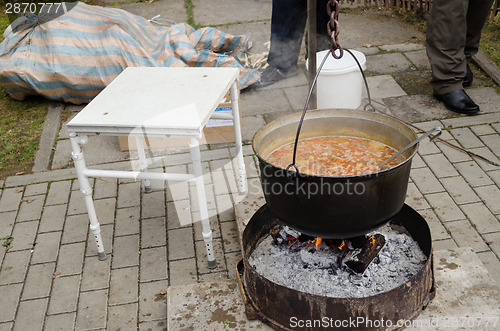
[1, 2, 500, 330]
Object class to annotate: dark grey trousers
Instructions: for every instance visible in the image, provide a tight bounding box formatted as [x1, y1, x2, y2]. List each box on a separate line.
[426, 0, 493, 94]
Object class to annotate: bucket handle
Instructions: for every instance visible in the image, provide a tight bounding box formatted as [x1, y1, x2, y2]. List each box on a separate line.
[287, 48, 371, 176]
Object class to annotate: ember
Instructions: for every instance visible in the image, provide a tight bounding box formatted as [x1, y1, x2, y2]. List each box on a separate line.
[249, 224, 427, 298]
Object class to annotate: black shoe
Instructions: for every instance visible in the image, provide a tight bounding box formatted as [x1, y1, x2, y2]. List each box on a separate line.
[250, 65, 299, 89]
[463, 64, 473, 87]
[434, 89, 479, 115]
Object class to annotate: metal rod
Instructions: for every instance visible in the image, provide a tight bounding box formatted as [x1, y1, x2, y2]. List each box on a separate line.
[83, 168, 194, 182]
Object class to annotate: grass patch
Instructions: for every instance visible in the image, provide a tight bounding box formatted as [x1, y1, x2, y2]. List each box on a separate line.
[480, 15, 500, 67]
[184, 0, 198, 29]
[0, 11, 50, 179]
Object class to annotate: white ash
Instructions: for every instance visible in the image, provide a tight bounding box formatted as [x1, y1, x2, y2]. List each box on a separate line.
[248, 225, 427, 298]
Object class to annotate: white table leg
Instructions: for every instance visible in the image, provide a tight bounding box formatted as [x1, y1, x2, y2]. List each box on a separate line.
[189, 137, 216, 269]
[230, 82, 247, 195]
[135, 136, 152, 193]
[69, 133, 106, 260]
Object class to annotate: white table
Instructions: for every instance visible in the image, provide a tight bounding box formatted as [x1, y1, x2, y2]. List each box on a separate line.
[67, 67, 247, 269]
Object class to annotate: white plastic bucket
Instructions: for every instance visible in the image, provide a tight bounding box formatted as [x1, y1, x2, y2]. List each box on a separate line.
[309, 49, 366, 109]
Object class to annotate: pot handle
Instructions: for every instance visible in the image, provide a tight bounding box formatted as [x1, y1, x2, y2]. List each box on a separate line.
[288, 49, 369, 176]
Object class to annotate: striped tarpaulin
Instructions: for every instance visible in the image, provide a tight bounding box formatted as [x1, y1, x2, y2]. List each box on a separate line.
[0, 2, 260, 104]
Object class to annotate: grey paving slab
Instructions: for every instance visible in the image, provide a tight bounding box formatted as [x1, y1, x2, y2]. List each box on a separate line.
[93, 178, 117, 199]
[138, 280, 168, 322]
[112, 235, 139, 269]
[477, 251, 500, 287]
[450, 127, 484, 149]
[240, 88, 292, 116]
[460, 202, 500, 234]
[471, 124, 497, 136]
[168, 227, 195, 261]
[115, 206, 140, 237]
[468, 146, 500, 172]
[432, 238, 459, 251]
[362, 75, 407, 99]
[455, 161, 495, 187]
[196, 238, 226, 274]
[44, 312, 76, 331]
[483, 232, 500, 258]
[426, 192, 466, 222]
[384, 95, 452, 123]
[80, 256, 111, 292]
[467, 87, 500, 114]
[24, 183, 48, 196]
[140, 246, 168, 282]
[10, 220, 37, 251]
[32, 232, 61, 264]
[365, 52, 414, 74]
[166, 199, 192, 229]
[193, 0, 272, 26]
[22, 262, 55, 300]
[109, 267, 139, 306]
[241, 115, 267, 143]
[67, 191, 88, 216]
[480, 134, 500, 156]
[444, 220, 490, 252]
[436, 139, 473, 163]
[422, 153, 459, 178]
[223, 21, 271, 55]
[138, 320, 168, 331]
[16, 197, 44, 222]
[0, 283, 23, 322]
[88, 219, 114, 255]
[167, 279, 273, 330]
[117, 182, 141, 208]
[141, 190, 165, 219]
[419, 209, 450, 241]
[439, 176, 480, 205]
[4, 169, 76, 187]
[45, 180, 72, 206]
[112, 0, 186, 23]
[169, 258, 197, 286]
[410, 167, 446, 194]
[94, 197, 116, 225]
[216, 193, 236, 222]
[193, 213, 220, 241]
[75, 289, 108, 330]
[0, 188, 23, 212]
[61, 214, 88, 244]
[220, 221, 241, 253]
[48, 275, 80, 314]
[379, 43, 424, 52]
[404, 49, 430, 69]
[107, 303, 138, 331]
[56, 242, 86, 276]
[39, 204, 67, 233]
[141, 217, 167, 248]
[0, 250, 30, 285]
[474, 185, 500, 215]
[441, 112, 500, 128]
[32, 103, 62, 173]
[13, 298, 47, 331]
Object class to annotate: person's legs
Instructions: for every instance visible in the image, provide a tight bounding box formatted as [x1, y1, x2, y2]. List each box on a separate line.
[464, 0, 494, 61]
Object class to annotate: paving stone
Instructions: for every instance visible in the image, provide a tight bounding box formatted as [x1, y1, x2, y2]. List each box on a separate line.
[16, 197, 44, 222]
[166, 180, 190, 203]
[426, 192, 466, 222]
[193, 213, 220, 241]
[197, 270, 229, 283]
[480, 134, 500, 157]
[444, 220, 490, 253]
[193, 0, 271, 25]
[362, 75, 407, 99]
[32, 231, 61, 264]
[0, 284, 22, 322]
[0, 211, 15, 238]
[441, 112, 500, 128]
[283, 85, 307, 111]
[24, 183, 48, 197]
[450, 127, 484, 149]
[48, 275, 80, 314]
[0, 188, 23, 212]
[117, 182, 141, 208]
[455, 161, 494, 187]
[80, 256, 111, 291]
[380, 43, 424, 52]
[220, 221, 241, 253]
[196, 239, 226, 274]
[477, 251, 500, 287]
[141, 217, 167, 248]
[365, 52, 414, 74]
[240, 89, 291, 116]
[354, 46, 381, 55]
[410, 167, 445, 194]
[86, 223, 113, 257]
[115, 207, 140, 236]
[404, 49, 430, 69]
[225, 251, 243, 279]
[140, 247, 167, 283]
[39, 204, 67, 233]
[13, 298, 47, 331]
[56, 242, 86, 275]
[418, 209, 450, 241]
[75, 289, 108, 330]
[138, 280, 168, 322]
[168, 227, 195, 260]
[112, 235, 139, 269]
[483, 232, 500, 258]
[201, 148, 233, 162]
[139, 320, 168, 331]
[162, 153, 192, 167]
[422, 153, 459, 178]
[141, 190, 165, 219]
[432, 238, 459, 251]
[44, 312, 76, 331]
[189, 184, 216, 212]
[10, 220, 38, 251]
[107, 303, 138, 331]
[436, 139, 473, 163]
[169, 258, 197, 286]
[61, 214, 88, 244]
[0, 250, 31, 285]
[439, 176, 480, 205]
[67, 191, 88, 215]
[474, 185, 500, 215]
[240, 115, 267, 143]
[109, 267, 139, 305]
[94, 197, 116, 225]
[114, 0, 186, 22]
[45, 180, 72, 206]
[0, 323, 12, 331]
[385, 95, 452, 124]
[93, 178, 117, 199]
[468, 146, 500, 172]
[4, 168, 76, 188]
[471, 124, 496, 136]
[22, 262, 55, 299]
[488, 169, 500, 187]
[460, 203, 500, 234]
[466, 87, 500, 114]
[216, 194, 236, 222]
[166, 200, 192, 229]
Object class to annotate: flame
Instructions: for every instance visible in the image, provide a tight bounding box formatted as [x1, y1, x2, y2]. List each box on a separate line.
[315, 238, 322, 249]
[338, 241, 345, 250]
[371, 235, 376, 246]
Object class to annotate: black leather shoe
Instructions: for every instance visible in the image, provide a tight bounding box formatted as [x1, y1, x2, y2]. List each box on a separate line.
[434, 89, 479, 115]
[463, 64, 473, 87]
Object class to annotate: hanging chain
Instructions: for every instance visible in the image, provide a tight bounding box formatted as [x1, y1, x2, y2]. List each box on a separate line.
[327, 0, 343, 59]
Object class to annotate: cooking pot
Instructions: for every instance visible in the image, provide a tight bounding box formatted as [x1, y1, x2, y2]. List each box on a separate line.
[252, 109, 418, 239]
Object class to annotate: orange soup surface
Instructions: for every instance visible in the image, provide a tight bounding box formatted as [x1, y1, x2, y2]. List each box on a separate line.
[266, 136, 405, 176]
